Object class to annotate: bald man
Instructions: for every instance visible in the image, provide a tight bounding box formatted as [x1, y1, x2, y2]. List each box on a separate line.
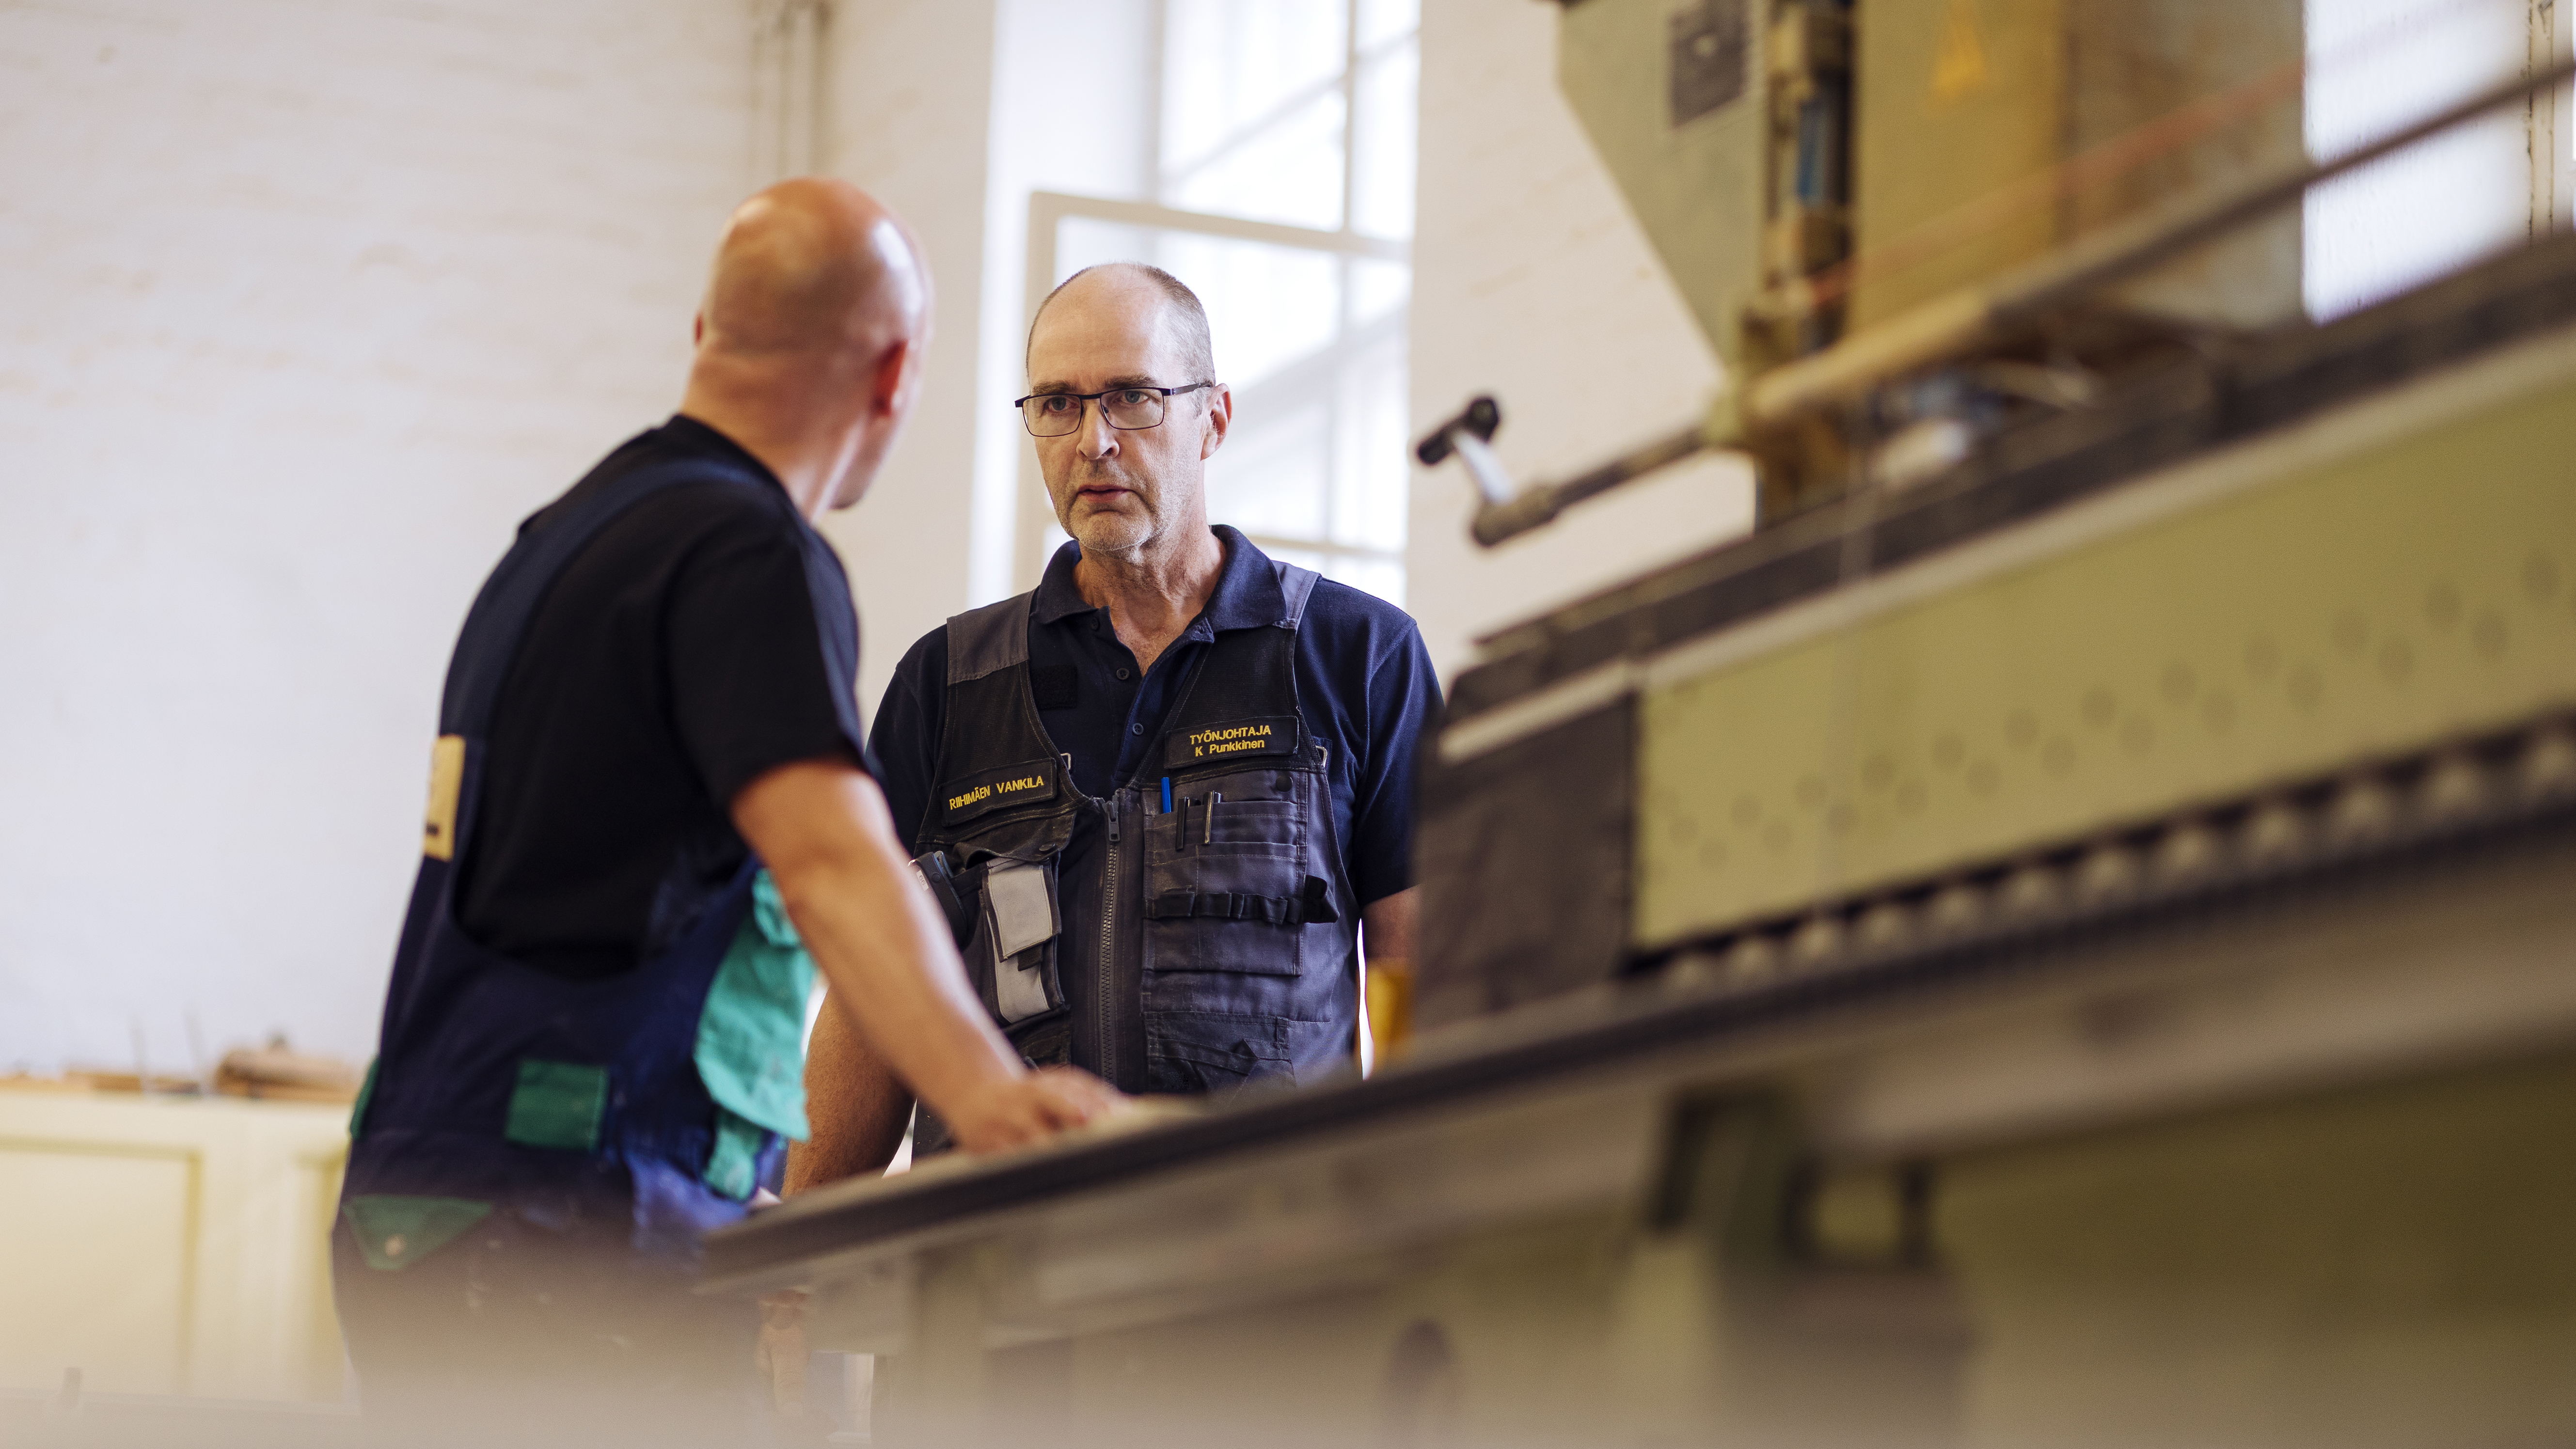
[333, 180, 1121, 1440]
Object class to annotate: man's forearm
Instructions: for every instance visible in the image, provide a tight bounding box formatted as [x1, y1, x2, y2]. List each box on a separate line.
[734, 759, 1126, 1153]
[734, 763, 1023, 1118]
[1361, 886, 1419, 964]
[785, 998, 912, 1193]
[772, 813, 1023, 1115]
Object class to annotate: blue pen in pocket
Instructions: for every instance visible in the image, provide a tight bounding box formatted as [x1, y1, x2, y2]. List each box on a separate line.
[1161, 776, 1172, 813]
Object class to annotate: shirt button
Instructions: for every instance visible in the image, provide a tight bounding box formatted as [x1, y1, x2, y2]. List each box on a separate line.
[1116, 668, 1132, 680]
[1130, 723, 1144, 735]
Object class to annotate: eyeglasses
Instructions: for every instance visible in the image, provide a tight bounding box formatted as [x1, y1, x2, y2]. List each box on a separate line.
[1013, 382, 1217, 438]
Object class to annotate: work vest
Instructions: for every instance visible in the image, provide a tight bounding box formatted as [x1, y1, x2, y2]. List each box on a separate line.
[338, 459, 817, 1274]
[912, 559, 1357, 1148]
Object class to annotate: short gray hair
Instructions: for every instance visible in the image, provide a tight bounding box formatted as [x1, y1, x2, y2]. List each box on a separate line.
[1027, 262, 1217, 385]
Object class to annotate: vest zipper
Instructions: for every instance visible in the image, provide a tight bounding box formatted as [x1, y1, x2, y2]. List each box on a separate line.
[1097, 794, 1120, 1088]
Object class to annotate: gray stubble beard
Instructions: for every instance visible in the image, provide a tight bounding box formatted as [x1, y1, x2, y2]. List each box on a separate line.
[1056, 460, 1171, 557]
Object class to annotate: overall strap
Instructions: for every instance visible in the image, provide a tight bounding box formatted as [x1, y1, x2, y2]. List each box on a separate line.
[437, 458, 771, 738]
[947, 591, 1036, 683]
[925, 591, 1075, 853]
[1153, 561, 1321, 762]
[1272, 560, 1320, 628]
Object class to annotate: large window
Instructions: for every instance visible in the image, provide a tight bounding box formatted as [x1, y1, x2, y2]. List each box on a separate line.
[2304, 0, 2573, 319]
[1018, 0, 1420, 603]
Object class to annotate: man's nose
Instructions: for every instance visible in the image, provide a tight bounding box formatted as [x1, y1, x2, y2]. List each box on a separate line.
[1076, 399, 1120, 459]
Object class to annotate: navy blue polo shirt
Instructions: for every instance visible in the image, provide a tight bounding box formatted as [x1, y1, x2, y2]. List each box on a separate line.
[870, 526, 1440, 911]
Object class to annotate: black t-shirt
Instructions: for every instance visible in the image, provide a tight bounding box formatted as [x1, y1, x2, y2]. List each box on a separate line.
[452, 416, 870, 979]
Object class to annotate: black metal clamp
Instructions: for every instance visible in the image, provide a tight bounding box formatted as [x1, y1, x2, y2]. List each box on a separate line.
[1417, 393, 1714, 549]
[1414, 396, 1513, 499]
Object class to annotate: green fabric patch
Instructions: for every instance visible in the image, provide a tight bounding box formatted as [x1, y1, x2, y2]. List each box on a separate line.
[693, 870, 815, 1145]
[502, 1058, 608, 1151]
[705, 1106, 768, 1201]
[348, 1057, 378, 1138]
[342, 1195, 491, 1272]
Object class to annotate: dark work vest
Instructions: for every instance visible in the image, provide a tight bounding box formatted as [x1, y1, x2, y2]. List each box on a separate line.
[338, 459, 817, 1274]
[912, 560, 1358, 1145]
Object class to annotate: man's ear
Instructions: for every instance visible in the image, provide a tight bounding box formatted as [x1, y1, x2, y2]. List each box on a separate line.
[871, 337, 917, 415]
[693, 312, 706, 347]
[1200, 383, 1233, 461]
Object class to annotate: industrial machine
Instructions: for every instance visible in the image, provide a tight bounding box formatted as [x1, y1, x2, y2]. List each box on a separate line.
[709, 4, 2576, 1445]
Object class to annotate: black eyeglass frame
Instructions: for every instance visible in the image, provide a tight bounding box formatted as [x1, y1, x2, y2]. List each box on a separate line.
[1011, 381, 1219, 437]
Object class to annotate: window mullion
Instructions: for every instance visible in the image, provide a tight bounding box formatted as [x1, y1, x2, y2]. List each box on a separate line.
[1147, 0, 1169, 200]
[1113, 2, 1409, 600]
[1339, 0, 1362, 236]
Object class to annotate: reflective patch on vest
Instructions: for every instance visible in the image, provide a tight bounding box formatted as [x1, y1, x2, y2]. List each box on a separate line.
[1166, 716, 1297, 767]
[985, 860, 1061, 1025]
[502, 1058, 608, 1151]
[985, 861, 1059, 960]
[423, 734, 465, 860]
[939, 759, 1058, 825]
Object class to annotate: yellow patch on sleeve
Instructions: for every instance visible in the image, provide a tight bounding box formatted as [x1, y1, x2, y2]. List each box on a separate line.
[422, 735, 465, 861]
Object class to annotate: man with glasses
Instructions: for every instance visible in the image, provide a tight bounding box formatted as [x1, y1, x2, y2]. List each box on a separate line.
[791, 262, 1440, 1175]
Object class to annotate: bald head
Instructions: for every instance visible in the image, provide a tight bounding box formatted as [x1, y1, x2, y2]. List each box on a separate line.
[700, 177, 930, 361]
[680, 179, 936, 518]
[1027, 263, 1214, 386]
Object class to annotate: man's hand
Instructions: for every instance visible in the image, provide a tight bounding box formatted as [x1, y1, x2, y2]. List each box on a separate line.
[732, 758, 1126, 1155]
[943, 1066, 1130, 1153]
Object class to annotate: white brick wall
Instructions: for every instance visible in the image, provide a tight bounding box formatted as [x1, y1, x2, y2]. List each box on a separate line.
[1407, 0, 1755, 679]
[0, 0, 756, 1073]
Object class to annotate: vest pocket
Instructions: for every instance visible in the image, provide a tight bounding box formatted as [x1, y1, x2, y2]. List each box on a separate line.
[1150, 788, 1301, 862]
[1143, 1011, 1292, 1092]
[1139, 1014, 1344, 1093]
[501, 1059, 608, 1151]
[341, 1195, 492, 1272]
[970, 858, 1065, 1025]
[1144, 795, 1317, 976]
